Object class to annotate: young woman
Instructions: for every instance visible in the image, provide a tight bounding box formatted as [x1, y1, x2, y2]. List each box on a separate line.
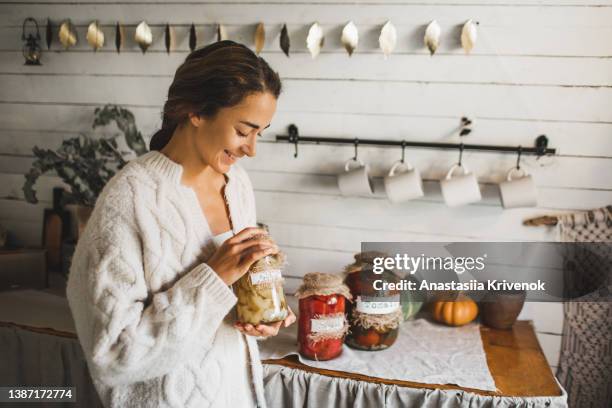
[66, 40, 295, 408]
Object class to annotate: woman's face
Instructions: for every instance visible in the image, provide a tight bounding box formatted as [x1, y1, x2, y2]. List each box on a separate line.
[188, 91, 277, 174]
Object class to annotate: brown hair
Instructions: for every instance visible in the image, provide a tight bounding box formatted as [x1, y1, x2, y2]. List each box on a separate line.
[149, 40, 282, 151]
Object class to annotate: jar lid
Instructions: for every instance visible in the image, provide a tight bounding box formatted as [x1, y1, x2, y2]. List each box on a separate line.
[248, 234, 286, 271]
[345, 251, 389, 274]
[294, 272, 353, 300]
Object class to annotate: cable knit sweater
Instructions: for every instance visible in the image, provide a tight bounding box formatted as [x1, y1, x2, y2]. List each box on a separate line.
[66, 151, 266, 408]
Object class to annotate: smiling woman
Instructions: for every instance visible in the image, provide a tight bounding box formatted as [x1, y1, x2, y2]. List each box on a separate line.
[65, 40, 295, 408]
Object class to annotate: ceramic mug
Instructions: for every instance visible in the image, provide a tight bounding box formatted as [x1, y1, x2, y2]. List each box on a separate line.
[499, 167, 537, 209]
[440, 164, 482, 207]
[384, 160, 424, 204]
[337, 158, 374, 196]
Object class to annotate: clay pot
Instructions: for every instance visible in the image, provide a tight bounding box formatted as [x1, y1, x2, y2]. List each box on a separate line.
[480, 289, 526, 330]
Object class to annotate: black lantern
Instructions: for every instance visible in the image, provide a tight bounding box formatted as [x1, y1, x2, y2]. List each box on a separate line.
[22, 17, 42, 65]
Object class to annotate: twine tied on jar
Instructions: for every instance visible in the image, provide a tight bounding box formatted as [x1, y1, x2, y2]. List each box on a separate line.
[295, 272, 353, 300]
[246, 234, 285, 288]
[351, 308, 402, 332]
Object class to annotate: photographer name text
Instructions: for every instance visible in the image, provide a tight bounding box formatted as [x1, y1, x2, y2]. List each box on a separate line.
[373, 279, 546, 292]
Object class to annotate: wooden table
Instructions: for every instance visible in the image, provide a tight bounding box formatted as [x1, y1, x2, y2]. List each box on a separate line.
[262, 320, 563, 398]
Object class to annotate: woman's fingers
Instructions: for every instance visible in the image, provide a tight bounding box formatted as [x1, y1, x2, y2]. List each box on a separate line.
[232, 237, 277, 257]
[235, 317, 292, 337]
[255, 321, 282, 337]
[283, 307, 297, 328]
[235, 323, 265, 337]
[226, 227, 268, 245]
[237, 245, 278, 269]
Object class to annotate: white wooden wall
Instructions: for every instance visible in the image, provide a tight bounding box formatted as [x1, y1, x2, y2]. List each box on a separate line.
[2, 0, 612, 373]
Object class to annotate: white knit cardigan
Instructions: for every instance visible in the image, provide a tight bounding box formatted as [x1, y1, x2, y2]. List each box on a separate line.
[66, 151, 267, 408]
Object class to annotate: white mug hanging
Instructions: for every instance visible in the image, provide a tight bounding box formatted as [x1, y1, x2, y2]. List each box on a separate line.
[499, 167, 538, 209]
[440, 163, 482, 207]
[338, 158, 374, 197]
[384, 160, 424, 204]
[306, 22, 324, 58]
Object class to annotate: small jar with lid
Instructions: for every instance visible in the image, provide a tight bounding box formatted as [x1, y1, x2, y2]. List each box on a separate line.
[295, 272, 352, 361]
[344, 251, 402, 351]
[234, 234, 288, 325]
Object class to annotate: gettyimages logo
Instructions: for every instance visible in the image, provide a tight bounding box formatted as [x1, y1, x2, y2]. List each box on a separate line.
[372, 253, 487, 275]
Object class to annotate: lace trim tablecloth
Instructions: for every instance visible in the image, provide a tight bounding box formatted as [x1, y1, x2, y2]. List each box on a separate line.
[259, 318, 497, 392]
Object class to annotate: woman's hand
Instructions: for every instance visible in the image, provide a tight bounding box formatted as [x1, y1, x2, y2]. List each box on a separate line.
[234, 306, 297, 338]
[206, 227, 278, 286]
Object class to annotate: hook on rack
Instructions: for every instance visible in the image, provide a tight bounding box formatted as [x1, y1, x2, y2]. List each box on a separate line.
[516, 146, 523, 170]
[400, 140, 406, 163]
[458, 143, 464, 167]
[535, 135, 549, 158]
[353, 138, 360, 161]
[288, 124, 299, 158]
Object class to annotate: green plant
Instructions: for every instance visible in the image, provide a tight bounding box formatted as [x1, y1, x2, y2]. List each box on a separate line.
[23, 104, 148, 207]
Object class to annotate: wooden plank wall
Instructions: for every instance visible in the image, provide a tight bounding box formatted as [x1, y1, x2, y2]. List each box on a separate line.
[2, 0, 612, 372]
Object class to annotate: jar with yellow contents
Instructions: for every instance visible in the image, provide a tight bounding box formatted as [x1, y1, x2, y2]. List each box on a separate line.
[234, 234, 288, 325]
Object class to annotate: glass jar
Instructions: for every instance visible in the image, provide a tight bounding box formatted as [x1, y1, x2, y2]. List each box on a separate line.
[295, 273, 352, 361]
[234, 235, 288, 325]
[344, 252, 402, 351]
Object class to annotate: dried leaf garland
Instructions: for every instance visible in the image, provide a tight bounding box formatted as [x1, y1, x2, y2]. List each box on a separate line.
[378, 21, 396, 59]
[189, 23, 197, 51]
[164, 23, 171, 54]
[280, 24, 290, 57]
[341, 21, 358, 57]
[45, 18, 52, 50]
[135, 21, 153, 54]
[115, 22, 123, 53]
[461, 19, 478, 54]
[424, 20, 441, 55]
[86, 20, 104, 51]
[58, 19, 78, 50]
[254, 22, 265, 54]
[306, 22, 324, 58]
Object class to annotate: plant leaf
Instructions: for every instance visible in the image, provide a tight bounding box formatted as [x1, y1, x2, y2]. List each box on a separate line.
[165, 23, 171, 54]
[280, 24, 290, 57]
[341, 21, 358, 57]
[189, 23, 197, 51]
[115, 22, 123, 53]
[254, 22, 265, 54]
[46, 18, 53, 50]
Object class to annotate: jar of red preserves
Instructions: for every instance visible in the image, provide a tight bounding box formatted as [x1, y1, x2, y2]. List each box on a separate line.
[344, 252, 402, 351]
[295, 273, 352, 361]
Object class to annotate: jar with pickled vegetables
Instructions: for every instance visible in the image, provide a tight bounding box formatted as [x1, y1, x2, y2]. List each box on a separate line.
[344, 251, 402, 351]
[295, 273, 352, 361]
[234, 234, 288, 325]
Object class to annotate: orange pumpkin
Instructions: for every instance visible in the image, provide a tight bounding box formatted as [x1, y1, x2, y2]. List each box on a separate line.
[431, 294, 478, 326]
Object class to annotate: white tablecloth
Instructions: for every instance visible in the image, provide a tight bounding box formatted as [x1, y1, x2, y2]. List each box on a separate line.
[260, 317, 497, 392]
